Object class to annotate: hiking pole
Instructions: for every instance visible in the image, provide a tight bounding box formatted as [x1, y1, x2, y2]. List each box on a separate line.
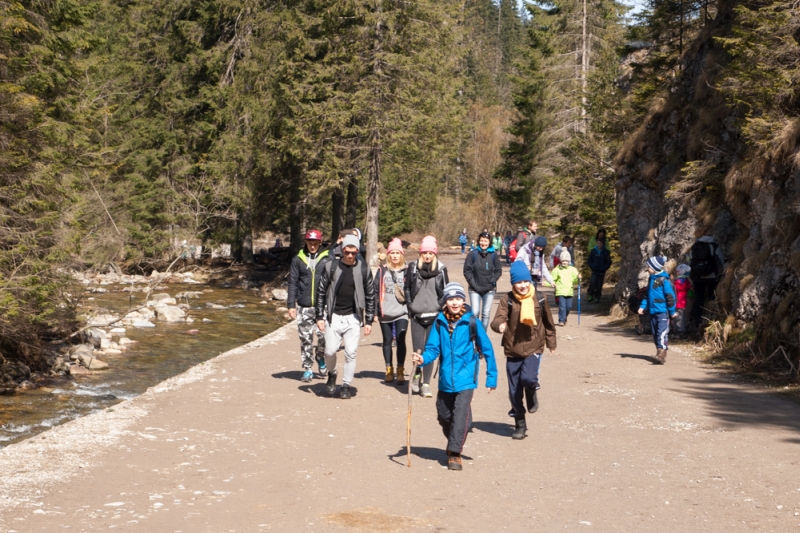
[407, 355, 419, 467]
[578, 281, 582, 326]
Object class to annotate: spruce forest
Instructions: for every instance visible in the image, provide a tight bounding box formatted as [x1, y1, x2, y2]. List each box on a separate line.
[2, 0, 799, 375]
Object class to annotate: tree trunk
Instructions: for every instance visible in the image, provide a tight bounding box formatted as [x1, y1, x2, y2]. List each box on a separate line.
[331, 180, 345, 241]
[366, 130, 381, 265]
[289, 169, 304, 253]
[580, 0, 588, 133]
[345, 174, 358, 229]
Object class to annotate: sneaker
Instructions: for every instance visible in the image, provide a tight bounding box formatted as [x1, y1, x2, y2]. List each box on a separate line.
[301, 369, 313, 382]
[558, 322, 565, 327]
[326, 372, 337, 394]
[339, 384, 351, 399]
[317, 359, 328, 377]
[508, 408, 516, 418]
[447, 451, 463, 471]
[411, 372, 421, 394]
[420, 383, 432, 398]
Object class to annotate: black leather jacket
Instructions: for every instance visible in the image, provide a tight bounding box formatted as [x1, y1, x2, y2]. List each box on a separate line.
[314, 258, 376, 325]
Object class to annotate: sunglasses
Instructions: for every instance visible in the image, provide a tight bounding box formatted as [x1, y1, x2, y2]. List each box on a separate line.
[343, 250, 358, 256]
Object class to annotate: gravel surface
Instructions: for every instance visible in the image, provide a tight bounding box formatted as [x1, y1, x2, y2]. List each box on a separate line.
[1, 255, 798, 533]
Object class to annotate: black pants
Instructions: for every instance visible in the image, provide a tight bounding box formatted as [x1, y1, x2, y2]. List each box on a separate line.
[379, 318, 408, 367]
[436, 389, 474, 454]
[588, 273, 605, 299]
[691, 278, 718, 327]
[506, 355, 541, 418]
[410, 317, 434, 384]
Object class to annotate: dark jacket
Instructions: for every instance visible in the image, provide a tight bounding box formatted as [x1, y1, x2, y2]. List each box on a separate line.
[287, 248, 331, 309]
[463, 247, 503, 295]
[588, 246, 612, 274]
[490, 291, 557, 358]
[315, 257, 376, 325]
[404, 259, 449, 318]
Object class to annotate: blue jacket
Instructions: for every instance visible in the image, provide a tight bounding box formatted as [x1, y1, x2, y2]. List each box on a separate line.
[420, 309, 498, 393]
[639, 271, 677, 316]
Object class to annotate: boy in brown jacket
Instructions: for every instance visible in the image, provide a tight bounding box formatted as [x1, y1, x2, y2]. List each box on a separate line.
[491, 261, 557, 440]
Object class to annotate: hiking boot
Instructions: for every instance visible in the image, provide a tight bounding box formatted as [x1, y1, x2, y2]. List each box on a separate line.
[512, 417, 528, 440]
[421, 383, 432, 398]
[411, 372, 421, 394]
[385, 366, 394, 383]
[447, 451, 463, 471]
[317, 359, 328, 378]
[301, 369, 313, 383]
[339, 384, 351, 399]
[558, 322, 565, 327]
[654, 349, 666, 365]
[526, 387, 539, 414]
[396, 366, 406, 385]
[326, 371, 337, 394]
[659, 349, 668, 364]
[508, 408, 516, 418]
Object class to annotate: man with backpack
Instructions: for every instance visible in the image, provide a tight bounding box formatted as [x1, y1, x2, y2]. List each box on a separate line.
[689, 231, 725, 329]
[515, 220, 538, 253]
[315, 234, 376, 399]
[463, 231, 503, 329]
[287, 229, 330, 382]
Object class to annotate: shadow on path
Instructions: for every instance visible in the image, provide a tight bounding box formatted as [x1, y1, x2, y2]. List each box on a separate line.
[387, 446, 473, 467]
[617, 353, 660, 365]
[471, 420, 514, 437]
[668, 376, 800, 443]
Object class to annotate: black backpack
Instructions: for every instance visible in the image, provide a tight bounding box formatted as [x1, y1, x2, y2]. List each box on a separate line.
[690, 241, 718, 278]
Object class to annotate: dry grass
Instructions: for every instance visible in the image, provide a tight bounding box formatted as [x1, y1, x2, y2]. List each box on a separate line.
[324, 508, 423, 532]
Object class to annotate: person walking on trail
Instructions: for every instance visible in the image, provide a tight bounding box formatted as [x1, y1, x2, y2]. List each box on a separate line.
[503, 230, 514, 264]
[689, 230, 725, 329]
[515, 219, 538, 253]
[287, 229, 331, 382]
[638, 256, 677, 365]
[673, 264, 692, 337]
[492, 232, 503, 257]
[516, 236, 554, 287]
[463, 231, 503, 329]
[411, 282, 497, 471]
[549, 235, 574, 269]
[315, 234, 376, 399]
[376, 238, 409, 385]
[551, 251, 581, 326]
[405, 236, 449, 398]
[491, 262, 556, 440]
[587, 227, 607, 254]
[587, 237, 612, 303]
[459, 229, 468, 254]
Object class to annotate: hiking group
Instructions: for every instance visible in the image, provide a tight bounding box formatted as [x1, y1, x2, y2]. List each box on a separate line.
[285, 223, 724, 470]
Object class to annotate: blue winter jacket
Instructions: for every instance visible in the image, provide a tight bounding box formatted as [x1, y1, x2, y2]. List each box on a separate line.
[639, 271, 677, 316]
[420, 309, 498, 393]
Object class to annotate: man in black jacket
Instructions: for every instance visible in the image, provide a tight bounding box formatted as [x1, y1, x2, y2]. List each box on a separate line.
[288, 229, 331, 382]
[587, 238, 612, 303]
[463, 231, 503, 328]
[316, 235, 376, 399]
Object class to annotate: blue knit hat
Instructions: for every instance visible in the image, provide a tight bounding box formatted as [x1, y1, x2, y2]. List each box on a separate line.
[510, 262, 532, 284]
[443, 282, 466, 301]
[534, 236, 548, 248]
[647, 256, 666, 272]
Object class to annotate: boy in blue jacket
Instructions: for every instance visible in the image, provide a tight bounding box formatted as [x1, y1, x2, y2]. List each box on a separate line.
[638, 256, 678, 364]
[412, 282, 497, 471]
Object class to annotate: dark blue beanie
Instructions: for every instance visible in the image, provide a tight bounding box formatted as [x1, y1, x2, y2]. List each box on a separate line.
[510, 262, 531, 284]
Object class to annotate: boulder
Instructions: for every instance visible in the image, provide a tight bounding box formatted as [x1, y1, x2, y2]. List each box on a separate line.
[70, 344, 94, 360]
[271, 289, 288, 301]
[132, 319, 156, 328]
[176, 291, 202, 299]
[155, 305, 186, 322]
[205, 302, 226, 309]
[185, 329, 200, 335]
[276, 306, 288, 312]
[109, 327, 126, 335]
[99, 338, 112, 350]
[87, 314, 120, 327]
[78, 354, 109, 370]
[68, 364, 92, 376]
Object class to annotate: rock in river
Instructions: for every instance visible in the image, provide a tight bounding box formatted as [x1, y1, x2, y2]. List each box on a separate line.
[271, 289, 288, 301]
[155, 305, 186, 322]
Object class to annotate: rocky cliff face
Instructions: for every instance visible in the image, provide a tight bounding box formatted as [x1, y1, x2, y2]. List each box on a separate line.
[613, 1, 800, 364]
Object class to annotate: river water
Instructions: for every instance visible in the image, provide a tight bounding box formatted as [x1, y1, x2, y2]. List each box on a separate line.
[0, 285, 286, 448]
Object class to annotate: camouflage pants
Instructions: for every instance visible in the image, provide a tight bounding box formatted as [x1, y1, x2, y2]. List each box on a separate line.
[297, 306, 325, 369]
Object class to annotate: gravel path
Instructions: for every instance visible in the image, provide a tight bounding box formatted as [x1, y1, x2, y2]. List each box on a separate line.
[1, 254, 798, 533]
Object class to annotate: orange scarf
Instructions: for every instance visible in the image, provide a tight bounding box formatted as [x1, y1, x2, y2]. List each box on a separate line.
[513, 285, 537, 327]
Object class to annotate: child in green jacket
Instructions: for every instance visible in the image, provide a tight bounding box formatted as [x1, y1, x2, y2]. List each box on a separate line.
[551, 251, 581, 326]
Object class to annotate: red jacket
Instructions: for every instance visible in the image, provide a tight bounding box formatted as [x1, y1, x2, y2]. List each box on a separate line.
[674, 277, 691, 309]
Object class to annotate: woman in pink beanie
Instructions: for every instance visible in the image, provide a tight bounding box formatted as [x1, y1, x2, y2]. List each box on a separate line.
[375, 238, 408, 384]
[404, 235, 448, 397]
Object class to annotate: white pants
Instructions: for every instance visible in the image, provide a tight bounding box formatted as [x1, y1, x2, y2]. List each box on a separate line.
[323, 313, 362, 385]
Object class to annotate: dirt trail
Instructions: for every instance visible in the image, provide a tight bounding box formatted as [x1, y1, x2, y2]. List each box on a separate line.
[1, 254, 799, 533]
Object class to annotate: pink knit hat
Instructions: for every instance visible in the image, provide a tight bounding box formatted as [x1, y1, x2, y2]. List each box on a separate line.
[387, 238, 404, 254]
[420, 235, 438, 254]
